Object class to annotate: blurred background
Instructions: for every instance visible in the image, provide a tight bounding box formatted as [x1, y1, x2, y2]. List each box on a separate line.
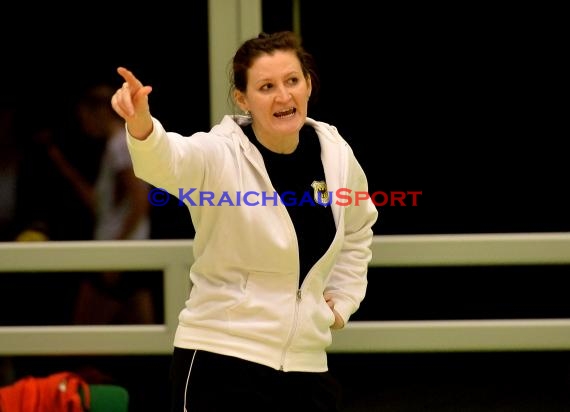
[1, 1, 568, 411]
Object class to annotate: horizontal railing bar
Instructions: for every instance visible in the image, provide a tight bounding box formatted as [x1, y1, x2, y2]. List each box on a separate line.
[329, 319, 570, 352]
[369, 232, 570, 266]
[2, 232, 570, 273]
[2, 319, 570, 355]
[1, 232, 569, 355]
[0, 325, 172, 355]
[0, 240, 194, 272]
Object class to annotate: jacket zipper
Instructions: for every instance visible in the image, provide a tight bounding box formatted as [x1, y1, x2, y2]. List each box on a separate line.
[279, 288, 302, 370]
[242, 135, 306, 371]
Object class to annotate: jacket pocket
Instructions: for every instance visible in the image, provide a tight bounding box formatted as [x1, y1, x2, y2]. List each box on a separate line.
[226, 270, 295, 343]
[289, 293, 335, 351]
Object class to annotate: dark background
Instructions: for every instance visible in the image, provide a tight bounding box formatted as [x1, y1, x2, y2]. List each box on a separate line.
[2, 1, 567, 237]
[297, 2, 568, 236]
[1, 1, 569, 411]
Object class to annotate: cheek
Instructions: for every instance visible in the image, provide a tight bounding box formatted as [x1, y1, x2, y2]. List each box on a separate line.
[293, 87, 310, 103]
[249, 98, 270, 113]
[295, 94, 310, 110]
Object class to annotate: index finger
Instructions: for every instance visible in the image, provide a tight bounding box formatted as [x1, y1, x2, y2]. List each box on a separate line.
[117, 67, 143, 89]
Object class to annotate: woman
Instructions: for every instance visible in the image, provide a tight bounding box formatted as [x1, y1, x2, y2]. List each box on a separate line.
[112, 31, 378, 412]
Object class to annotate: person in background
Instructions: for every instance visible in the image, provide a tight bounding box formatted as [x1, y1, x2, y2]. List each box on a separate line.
[44, 83, 151, 242]
[38, 83, 156, 325]
[112, 31, 378, 411]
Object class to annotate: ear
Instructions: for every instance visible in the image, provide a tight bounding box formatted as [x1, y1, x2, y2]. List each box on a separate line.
[233, 90, 247, 112]
[306, 75, 312, 98]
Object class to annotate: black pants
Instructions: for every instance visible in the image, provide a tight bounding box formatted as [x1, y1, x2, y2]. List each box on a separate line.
[169, 348, 342, 412]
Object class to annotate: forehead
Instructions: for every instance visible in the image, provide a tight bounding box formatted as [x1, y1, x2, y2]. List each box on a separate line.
[248, 50, 302, 81]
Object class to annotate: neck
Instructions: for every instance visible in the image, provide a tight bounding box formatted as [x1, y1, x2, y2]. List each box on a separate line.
[252, 124, 299, 154]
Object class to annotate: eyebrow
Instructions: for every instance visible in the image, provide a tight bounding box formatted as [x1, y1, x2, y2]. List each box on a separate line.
[253, 71, 301, 86]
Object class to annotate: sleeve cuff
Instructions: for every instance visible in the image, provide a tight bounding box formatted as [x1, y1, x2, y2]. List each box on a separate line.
[126, 117, 162, 152]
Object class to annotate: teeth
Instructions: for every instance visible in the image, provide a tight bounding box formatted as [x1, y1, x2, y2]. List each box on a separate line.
[276, 108, 295, 117]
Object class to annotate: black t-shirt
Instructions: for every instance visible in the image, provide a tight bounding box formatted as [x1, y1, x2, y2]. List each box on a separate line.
[243, 124, 336, 285]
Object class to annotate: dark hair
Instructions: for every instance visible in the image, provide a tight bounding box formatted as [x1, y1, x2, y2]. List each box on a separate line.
[230, 31, 320, 102]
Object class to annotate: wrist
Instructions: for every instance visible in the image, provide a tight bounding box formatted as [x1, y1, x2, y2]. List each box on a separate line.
[126, 118, 153, 141]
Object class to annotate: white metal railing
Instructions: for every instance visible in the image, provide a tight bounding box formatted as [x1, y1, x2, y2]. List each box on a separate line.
[1, 232, 570, 355]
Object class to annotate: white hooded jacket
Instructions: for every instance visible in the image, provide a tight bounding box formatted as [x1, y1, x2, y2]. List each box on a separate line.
[126, 115, 378, 372]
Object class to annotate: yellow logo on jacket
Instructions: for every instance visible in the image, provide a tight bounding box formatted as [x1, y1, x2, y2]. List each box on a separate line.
[311, 181, 329, 206]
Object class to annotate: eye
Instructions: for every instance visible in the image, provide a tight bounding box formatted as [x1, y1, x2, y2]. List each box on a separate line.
[288, 77, 299, 85]
[260, 83, 273, 91]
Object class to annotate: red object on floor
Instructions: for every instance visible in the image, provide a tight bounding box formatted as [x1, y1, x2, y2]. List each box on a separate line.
[0, 371, 90, 412]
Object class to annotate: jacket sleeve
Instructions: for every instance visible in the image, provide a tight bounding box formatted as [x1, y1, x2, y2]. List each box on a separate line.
[325, 150, 378, 326]
[125, 117, 207, 197]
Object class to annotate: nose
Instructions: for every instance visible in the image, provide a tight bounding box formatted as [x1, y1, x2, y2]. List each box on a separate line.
[275, 85, 291, 102]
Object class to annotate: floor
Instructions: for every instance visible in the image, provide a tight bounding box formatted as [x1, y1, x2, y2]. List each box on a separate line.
[331, 352, 570, 411]
[3, 351, 570, 411]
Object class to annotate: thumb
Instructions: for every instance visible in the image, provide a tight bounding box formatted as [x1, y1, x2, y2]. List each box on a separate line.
[131, 85, 153, 117]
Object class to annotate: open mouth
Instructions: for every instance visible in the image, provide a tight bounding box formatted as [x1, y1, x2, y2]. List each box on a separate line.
[274, 107, 296, 118]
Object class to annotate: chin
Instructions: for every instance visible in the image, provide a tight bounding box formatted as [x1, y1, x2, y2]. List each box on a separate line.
[276, 120, 303, 135]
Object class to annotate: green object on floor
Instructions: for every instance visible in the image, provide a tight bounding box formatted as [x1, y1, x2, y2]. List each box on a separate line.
[89, 384, 129, 412]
